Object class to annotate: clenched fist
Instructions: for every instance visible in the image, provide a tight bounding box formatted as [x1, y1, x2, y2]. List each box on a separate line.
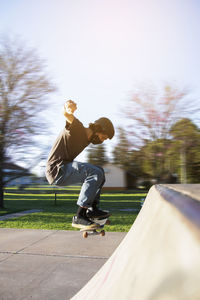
[63, 99, 77, 124]
[64, 100, 77, 115]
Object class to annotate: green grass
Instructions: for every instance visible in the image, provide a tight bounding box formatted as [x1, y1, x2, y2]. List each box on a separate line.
[0, 186, 147, 232]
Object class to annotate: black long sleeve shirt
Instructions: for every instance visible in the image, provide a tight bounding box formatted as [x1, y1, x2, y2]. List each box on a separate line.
[46, 117, 89, 184]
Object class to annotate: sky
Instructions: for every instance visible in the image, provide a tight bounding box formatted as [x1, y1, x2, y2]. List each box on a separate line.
[1, 0, 200, 171]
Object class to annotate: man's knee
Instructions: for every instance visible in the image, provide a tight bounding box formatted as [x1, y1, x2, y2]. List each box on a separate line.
[96, 166, 105, 184]
[85, 163, 105, 184]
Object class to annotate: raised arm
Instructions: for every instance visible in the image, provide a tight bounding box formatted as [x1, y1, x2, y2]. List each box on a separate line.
[63, 100, 77, 124]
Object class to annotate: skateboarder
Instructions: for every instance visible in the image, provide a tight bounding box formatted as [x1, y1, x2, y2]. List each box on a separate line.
[46, 100, 115, 229]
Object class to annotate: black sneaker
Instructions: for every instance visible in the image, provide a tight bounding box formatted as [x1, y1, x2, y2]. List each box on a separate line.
[86, 207, 111, 219]
[72, 215, 100, 229]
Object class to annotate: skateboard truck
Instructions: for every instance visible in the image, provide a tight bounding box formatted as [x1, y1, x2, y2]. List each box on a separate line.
[80, 218, 111, 238]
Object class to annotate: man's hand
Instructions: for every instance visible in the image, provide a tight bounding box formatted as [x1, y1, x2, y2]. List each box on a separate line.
[63, 100, 77, 123]
[64, 100, 77, 114]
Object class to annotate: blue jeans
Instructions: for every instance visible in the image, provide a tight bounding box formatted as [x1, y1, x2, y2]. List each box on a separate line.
[53, 161, 105, 208]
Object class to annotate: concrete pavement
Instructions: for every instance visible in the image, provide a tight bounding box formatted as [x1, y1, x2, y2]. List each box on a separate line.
[0, 228, 126, 300]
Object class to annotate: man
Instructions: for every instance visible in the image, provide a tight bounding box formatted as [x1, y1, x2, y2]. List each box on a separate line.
[46, 100, 115, 229]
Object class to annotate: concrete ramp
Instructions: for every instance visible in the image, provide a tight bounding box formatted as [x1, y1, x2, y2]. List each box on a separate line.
[71, 184, 200, 300]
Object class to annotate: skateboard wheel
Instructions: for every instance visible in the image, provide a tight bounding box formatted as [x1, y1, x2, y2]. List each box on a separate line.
[100, 230, 105, 237]
[106, 219, 111, 225]
[83, 231, 88, 238]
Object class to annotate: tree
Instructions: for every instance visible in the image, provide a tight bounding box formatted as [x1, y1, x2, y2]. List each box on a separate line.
[87, 144, 108, 166]
[137, 119, 200, 184]
[139, 138, 172, 182]
[123, 83, 199, 148]
[113, 127, 147, 188]
[170, 118, 200, 183]
[113, 127, 131, 170]
[0, 36, 56, 207]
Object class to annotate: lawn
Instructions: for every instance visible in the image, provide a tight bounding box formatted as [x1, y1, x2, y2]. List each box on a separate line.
[0, 185, 147, 232]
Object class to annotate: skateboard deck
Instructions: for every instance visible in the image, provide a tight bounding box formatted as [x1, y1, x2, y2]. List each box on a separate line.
[80, 217, 111, 238]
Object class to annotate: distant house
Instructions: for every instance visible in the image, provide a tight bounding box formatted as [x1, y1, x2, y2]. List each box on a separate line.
[103, 163, 126, 190]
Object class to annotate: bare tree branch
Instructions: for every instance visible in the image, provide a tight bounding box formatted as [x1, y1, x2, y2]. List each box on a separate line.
[0, 35, 57, 207]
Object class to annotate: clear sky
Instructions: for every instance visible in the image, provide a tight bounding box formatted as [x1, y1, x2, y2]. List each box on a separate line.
[1, 0, 200, 167]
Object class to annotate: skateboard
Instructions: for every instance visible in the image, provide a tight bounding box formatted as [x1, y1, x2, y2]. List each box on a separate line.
[80, 217, 111, 238]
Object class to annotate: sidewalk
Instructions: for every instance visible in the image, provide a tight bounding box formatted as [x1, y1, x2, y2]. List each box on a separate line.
[0, 228, 126, 300]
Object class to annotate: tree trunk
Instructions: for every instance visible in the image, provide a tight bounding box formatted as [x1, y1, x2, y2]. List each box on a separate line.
[0, 186, 4, 208]
[180, 147, 187, 184]
[0, 164, 4, 208]
[0, 141, 5, 208]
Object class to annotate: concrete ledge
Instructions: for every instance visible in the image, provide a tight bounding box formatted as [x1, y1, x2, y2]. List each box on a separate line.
[157, 184, 200, 236]
[71, 184, 200, 300]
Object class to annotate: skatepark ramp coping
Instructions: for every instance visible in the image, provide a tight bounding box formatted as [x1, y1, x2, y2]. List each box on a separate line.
[71, 184, 200, 300]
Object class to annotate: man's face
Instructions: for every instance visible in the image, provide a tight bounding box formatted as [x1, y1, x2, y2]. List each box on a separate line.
[96, 132, 109, 142]
[89, 129, 109, 145]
